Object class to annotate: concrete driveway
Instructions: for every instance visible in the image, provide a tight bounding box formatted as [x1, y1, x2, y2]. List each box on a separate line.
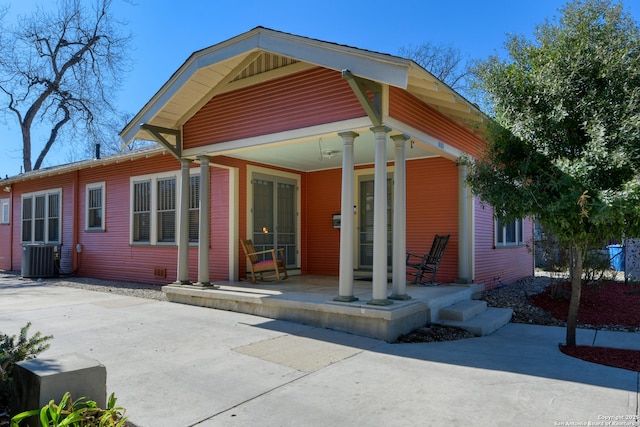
[1, 278, 638, 427]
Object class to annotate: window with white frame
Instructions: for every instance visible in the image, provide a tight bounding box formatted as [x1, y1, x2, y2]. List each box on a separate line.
[132, 179, 152, 243]
[189, 174, 200, 243]
[130, 172, 200, 245]
[157, 177, 176, 242]
[21, 189, 61, 243]
[86, 182, 105, 231]
[495, 218, 524, 247]
[1, 198, 9, 224]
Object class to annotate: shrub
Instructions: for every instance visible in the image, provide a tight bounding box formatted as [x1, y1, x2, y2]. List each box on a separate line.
[0, 322, 53, 402]
[11, 392, 128, 427]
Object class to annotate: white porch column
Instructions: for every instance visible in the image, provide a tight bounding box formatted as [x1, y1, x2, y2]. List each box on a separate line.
[368, 126, 392, 306]
[335, 131, 359, 302]
[390, 134, 410, 300]
[456, 162, 472, 284]
[196, 156, 216, 287]
[176, 158, 192, 285]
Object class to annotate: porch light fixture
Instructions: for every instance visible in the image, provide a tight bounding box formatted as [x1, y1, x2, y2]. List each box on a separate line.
[318, 138, 339, 160]
[322, 150, 338, 159]
[2, 186, 10, 193]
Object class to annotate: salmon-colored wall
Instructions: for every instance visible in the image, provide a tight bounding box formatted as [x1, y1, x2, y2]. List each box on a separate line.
[5, 175, 76, 274]
[76, 155, 180, 284]
[474, 197, 534, 288]
[304, 169, 342, 275]
[0, 196, 14, 270]
[210, 156, 248, 277]
[304, 157, 459, 282]
[389, 87, 485, 158]
[406, 158, 459, 282]
[2, 154, 533, 287]
[2, 154, 231, 285]
[183, 67, 365, 149]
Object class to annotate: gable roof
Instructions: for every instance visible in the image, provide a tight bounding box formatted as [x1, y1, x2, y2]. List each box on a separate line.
[121, 26, 484, 147]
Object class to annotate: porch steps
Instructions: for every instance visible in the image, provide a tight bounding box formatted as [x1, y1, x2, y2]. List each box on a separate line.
[440, 299, 487, 321]
[437, 299, 513, 337]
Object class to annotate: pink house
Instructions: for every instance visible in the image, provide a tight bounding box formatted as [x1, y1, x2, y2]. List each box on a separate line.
[0, 27, 532, 340]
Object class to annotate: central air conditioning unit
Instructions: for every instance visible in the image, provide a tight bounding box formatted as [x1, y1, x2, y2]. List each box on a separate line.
[21, 244, 60, 278]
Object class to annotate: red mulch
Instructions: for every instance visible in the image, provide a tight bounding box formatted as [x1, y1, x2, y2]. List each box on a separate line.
[531, 281, 640, 372]
[560, 345, 640, 372]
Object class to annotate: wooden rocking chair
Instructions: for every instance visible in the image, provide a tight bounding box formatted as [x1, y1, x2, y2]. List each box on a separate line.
[406, 234, 450, 286]
[240, 239, 288, 284]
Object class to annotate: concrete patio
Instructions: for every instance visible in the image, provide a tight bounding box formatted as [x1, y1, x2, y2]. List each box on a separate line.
[1, 276, 638, 427]
[163, 275, 511, 341]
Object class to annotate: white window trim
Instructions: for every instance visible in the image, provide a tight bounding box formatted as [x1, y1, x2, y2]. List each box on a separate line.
[85, 182, 106, 231]
[495, 218, 524, 247]
[129, 170, 200, 246]
[0, 198, 9, 224]
[246, 165, 301, 270]
[188, 173, 201, 244]
[21, 188, 62, 244]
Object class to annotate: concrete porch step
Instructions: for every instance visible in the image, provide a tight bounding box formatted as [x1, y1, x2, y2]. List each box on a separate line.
[439, 307, 513, 337]
[439, 300, 487, 322]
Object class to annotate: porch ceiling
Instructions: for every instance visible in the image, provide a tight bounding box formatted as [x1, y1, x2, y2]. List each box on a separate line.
[121, 27, 486, 155]
[217, 130, 439, 173]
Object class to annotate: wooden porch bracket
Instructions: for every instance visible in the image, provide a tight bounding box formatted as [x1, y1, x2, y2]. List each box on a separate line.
[342, 69, 382, 127]
[140, 124, 182, 159]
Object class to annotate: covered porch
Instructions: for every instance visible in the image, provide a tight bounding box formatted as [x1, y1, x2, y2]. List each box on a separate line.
[117, 28, 505, 340]
[162, 275, 510, 342]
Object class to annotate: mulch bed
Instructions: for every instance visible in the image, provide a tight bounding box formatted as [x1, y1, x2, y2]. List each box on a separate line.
[559, 345, 640, 372]
[396, 279, 640, 373]
[530, 281, 640, 328]
[531, 281, 640, 372]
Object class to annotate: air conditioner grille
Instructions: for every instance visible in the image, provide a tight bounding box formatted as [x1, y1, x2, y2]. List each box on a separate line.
[21, 244, 59, 278]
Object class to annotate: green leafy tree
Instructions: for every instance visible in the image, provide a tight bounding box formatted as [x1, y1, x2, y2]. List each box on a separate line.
[468, 0, 640, 346]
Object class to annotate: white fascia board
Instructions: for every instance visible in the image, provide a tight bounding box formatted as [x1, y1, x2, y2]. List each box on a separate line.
[121, 35, 263, 145]
[256, 31, 409, 89]
[385, 117, 463, 160]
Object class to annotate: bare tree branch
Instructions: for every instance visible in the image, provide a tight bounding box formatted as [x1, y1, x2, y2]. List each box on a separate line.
[0, 0, 131, 171]
[399, 41, 472, 97]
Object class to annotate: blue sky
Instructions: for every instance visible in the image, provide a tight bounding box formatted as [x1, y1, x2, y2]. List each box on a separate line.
[1, 0, 639, 177]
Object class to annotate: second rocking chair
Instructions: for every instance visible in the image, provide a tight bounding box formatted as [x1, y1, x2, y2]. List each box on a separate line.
[406, 234, 450, 286]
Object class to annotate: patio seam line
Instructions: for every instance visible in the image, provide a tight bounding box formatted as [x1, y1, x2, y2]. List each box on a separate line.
[184, 371, 314, 427]
[184, 346, 368, 426]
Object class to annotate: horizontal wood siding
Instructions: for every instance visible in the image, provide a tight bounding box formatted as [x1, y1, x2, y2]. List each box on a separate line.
[211, 156, 248, 278]
[76, 154, 184, 284]
[0, 153, 232, 286]
[0, 197, 13, 270]
[60, 172, 77, 274]
[303, 157, 459, 282]
[210, 167, 230, 280]
[183, 67, 365, 149]
[474, 197, 534, 288]
[389, 87, 485, 158]
[406, 158, 458, 282]
[305, 169, 342, 275]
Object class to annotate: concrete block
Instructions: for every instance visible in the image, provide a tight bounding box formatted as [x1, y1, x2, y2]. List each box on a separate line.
[12, 353, 106, 425]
